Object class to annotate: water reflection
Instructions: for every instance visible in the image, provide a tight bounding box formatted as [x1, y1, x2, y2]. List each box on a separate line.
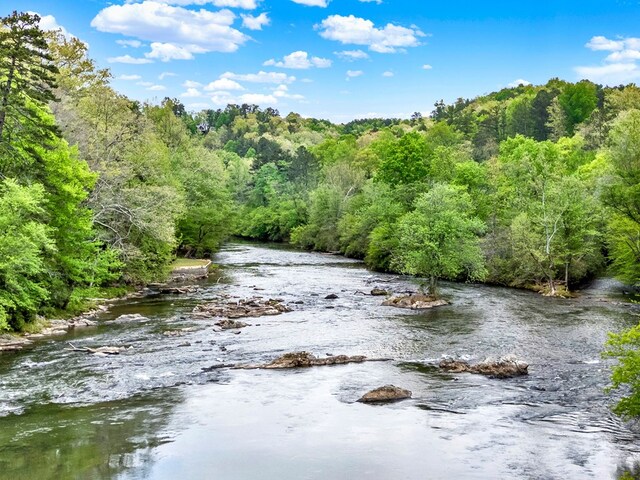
[0, 390, 180, 480]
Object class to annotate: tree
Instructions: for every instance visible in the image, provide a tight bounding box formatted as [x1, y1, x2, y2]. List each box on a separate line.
[393, 184, 486, 297]
[0, 179, 54, 330]
[603, 110, 640, 286]
[375, 132, 430, 186]
[0, 11, 58, 146]
[603, 325, 640, 418]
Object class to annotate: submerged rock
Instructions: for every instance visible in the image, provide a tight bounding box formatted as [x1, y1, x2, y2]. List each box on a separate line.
[382, 294, 448, 310]
[0, 336, 32, 352]
[193, 297, 292, 319]
[113, 314, 149, 323]
[439, 356, 528, 378]
[263, 351, 367, 369]
[216, 319, 249, 330]
[370, 288, 389, 296]
[325, 294, 339, 300]
[358, 385, 412, 403]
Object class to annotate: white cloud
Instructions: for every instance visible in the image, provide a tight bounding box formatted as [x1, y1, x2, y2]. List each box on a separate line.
[422, 64, 432, 70]
[148, 84, 167, 91]
[273, 84, 305, 100]
[92, 2, 250, 61]
[186, 102, 211, 110]
[291, 0, 328, 6]
[117, 74, 142, 80]
[146, 42, 206, 61]
[30, 12, 75, 39]
[221, 70, 296, 83]
[586, 36, 625, 51]
[575, 63, 640, 84]
[116, 39, 143, 48]
[359, 0, 382, 3]
[382, 71, 393, 77]
[346, 70, 363, 79]
[181, 87, 203, 97]
[108, 55, 153, 64]
[508, 79, 531, 88]
[127, 0, 260, 8]
[137, 81, 154, 86]
[578, 35, 640, 85]
[263, 51, 331, 69]
[317, 14, 425, 53]
[241, 12, 270, 30]
[335, 49, 369, 61]
[183, 80, 203, 88]
[159, 71, 177, 80]
[210, 91, 235, 105]
[239, 93, 278, 104]
[606, 50, 640, 63]
[204, 78, 245, 90]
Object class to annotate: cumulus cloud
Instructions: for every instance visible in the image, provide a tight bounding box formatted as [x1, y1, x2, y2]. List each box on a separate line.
[317, 14, 425, 53]
[92, 2, 250, 62]
[183, 80, 203, 88]
[359, 0, 382, 3]
[148, 84, 167, 91]
[108, 54, 153, 64]
[159, 71, 177, 80]
[577, 35, 640, 84]
[291, 0, 328, 6]
[221, 70, 296, 83]
[117, 74, 142, 80]
[272, 84, 305, 100]
[125, 0, 260, 8]
[241, 12, 270, 30]
[508, 79, 531, 88]
[335, 49, 369, 61]
[116, 39, 143, 48]
[382, 71, 393, 77]
[422, 64, 432, 70]
[181, 87, 204, 97]
[204, 78, 245, 90]
[209, 91, 278, 106]
[30, 12, 75, 39]
[264, 51, 331, 69]
[346, 70, 363, 79]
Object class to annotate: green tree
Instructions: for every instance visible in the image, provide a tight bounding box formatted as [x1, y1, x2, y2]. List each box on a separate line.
[603, 325, 640, 418]
[393, 184, 486, 297]
[0, 179, 54, 330]
[0, 11, 58, 147]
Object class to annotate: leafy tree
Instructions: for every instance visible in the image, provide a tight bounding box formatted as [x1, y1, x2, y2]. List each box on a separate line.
[603, 325, 640, 418]
[0, 11, 58, 150]
[0, 179, 54, 330]
[375, 132, 430, 186]
[393, 184, 486, 297]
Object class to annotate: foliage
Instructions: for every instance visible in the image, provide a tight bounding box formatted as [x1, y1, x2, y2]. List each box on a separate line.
[603, 324, 640, 418]
[393, 184, 487, 297]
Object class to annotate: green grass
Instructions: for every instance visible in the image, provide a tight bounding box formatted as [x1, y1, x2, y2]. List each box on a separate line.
[172, 258, 210, 268]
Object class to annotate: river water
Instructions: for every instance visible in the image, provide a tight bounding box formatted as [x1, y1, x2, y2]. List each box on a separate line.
[1, 242, 640, 479]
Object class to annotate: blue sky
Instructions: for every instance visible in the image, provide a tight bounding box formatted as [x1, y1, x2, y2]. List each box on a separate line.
[4, 0, 640, 122]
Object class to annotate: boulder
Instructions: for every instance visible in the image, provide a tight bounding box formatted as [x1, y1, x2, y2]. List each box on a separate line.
[193, 297, 292, 319]
[216, 319, 249, 330]
[439, 356, 528, 378]
[358, 385, 412, 403]
[261, 352, 367, 369]
[325, 294, 339, 300]
[113, 314, 149, 323]
[371, 288, 389, 296]
[383, 294, 448, 310]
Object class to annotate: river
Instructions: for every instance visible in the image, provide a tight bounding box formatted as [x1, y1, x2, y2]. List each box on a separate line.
[1, 242, 639, 479]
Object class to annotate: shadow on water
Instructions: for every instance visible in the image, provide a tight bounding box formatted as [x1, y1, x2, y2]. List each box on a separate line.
[0, 389, 180, 480]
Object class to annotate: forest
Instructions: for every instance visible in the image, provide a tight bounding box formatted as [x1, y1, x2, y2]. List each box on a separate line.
[3, 12, 640, 416]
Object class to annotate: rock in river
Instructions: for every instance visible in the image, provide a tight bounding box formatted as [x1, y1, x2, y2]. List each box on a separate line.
[439, 356, 528, 378]
[383, 294, 448, 310]
[358, 385, 412, 403]
[263, 351, 367, 369]
[193, 297, 292, 319]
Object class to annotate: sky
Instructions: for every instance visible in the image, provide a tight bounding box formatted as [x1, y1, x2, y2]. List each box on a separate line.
[3, 0, 640, 122]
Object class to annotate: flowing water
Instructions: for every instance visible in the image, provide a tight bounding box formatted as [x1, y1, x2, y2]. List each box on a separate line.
[1, 242, 640, 479]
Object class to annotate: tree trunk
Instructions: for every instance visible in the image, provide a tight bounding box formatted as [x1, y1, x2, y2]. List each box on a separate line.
[429, 276, 439, 299]
[0, 55, 17, 142]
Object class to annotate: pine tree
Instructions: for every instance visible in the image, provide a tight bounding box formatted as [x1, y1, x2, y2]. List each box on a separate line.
[0, 11, 59, 156]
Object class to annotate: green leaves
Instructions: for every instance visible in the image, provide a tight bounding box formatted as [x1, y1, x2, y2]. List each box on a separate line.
[603, 325, 640, 418]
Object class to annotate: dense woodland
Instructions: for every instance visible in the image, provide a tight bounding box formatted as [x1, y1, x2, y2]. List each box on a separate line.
[3, 12, 640, 414]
